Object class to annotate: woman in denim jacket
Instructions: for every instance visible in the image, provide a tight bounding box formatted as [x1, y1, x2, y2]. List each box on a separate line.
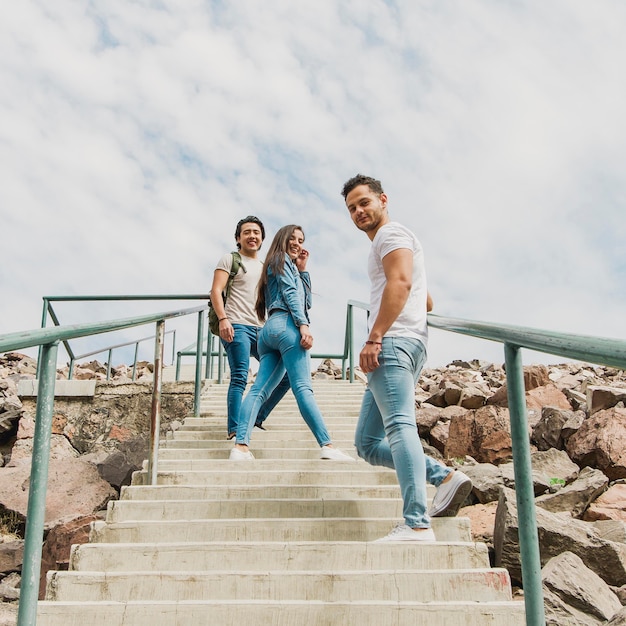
[230, 224, 354, 462]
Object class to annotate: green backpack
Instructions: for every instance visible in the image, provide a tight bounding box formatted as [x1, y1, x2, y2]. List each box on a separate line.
[208, 251, 245, 335]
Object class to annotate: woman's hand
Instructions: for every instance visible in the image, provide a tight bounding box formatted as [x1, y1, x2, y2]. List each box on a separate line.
[299, 324, 313, 350]
[295, 248, 309, 272]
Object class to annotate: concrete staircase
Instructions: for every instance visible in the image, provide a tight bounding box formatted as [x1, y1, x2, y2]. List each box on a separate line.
[37, 379, 526, 625]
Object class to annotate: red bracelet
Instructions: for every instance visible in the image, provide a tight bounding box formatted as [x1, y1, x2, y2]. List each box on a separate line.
[364, 340, 382, 346]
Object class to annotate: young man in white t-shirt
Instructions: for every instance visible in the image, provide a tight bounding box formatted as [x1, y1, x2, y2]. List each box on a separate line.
[210, 216, 290, 439]
[342, 174, 471, 542]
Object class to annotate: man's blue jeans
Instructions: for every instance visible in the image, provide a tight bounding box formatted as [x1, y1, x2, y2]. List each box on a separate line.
[236, 312, 331, 447]
[355, 337, 451, 529]
[222, 324, 290, 436]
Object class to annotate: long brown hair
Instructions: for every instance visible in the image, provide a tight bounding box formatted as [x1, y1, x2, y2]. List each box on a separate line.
[255, 225, 304, 322]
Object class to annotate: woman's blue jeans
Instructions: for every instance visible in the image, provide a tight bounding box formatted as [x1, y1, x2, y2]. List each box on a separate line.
[222, 324, 289, 436]
[236, 312, 331, 447]
[355, 337, 450, 529]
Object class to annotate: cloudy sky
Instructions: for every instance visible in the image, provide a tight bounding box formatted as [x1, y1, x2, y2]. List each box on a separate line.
[1, 0, 625, 371]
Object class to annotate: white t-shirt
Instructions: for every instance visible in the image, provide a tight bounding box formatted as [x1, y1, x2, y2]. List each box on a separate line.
[368, 222, 429, 349]
[215, 252, 264, 327]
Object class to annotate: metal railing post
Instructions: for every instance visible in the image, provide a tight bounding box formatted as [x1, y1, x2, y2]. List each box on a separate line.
[504, 342, 545, 626]
[175, 352, 182, 381]
[132, 343, 140, 381]
[193, 311, 204, 416]
[147, 320, 165, 485]
[348, 303, 355, 383]
[17, 340, 59, 626]
[205, 323, 212, 379]
[106, 349, 113, 380]
[217, 340, 225, 384]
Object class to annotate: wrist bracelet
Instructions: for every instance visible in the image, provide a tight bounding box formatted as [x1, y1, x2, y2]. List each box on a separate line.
[218, 317, 228, 322]
[364, 340, 382, 346]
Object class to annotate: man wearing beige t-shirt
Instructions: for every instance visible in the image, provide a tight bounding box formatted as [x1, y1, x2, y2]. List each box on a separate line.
[210, 216, 290, 439]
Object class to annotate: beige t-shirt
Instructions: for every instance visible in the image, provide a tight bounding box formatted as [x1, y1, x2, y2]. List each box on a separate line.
[215, 252, 264, 327]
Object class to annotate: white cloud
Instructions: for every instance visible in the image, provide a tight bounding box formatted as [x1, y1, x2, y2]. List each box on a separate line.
[1, 0, 625, 369]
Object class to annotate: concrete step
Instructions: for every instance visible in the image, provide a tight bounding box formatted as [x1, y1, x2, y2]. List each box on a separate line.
[106, 498, 406, 522]
[168, 425, 356, 437]
[37, 600, 526, 626]
[162, 436, 357, 448]
[90, 517, 472, 543]
[157, 447, 359, 460]
[132, 468, 404, 486]
[120, 484, 402, 501]
[69, 540, 492, 572]
[143, 459, 373, 472]
[38, 377, 525, 625]
[47, 568, 514, 602]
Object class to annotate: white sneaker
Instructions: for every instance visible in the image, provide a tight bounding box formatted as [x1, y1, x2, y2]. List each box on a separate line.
[229, 447, 255, 461]
[374, 524, 436, 542]
[429, 470, 472, 517]
[320, 446, 356, 461]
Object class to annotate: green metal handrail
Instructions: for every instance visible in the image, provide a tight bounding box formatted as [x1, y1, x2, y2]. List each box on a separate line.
[38, 295, 209, 380]
[428, 314, 626, 626]
[2, 304, 207, 626]
[68, 329, 176, 381]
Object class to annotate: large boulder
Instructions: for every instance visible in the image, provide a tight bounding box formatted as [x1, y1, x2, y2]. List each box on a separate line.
[542, 551, 622, 625]
[494, 487, 626, 587]
[566, 407, 626, 480]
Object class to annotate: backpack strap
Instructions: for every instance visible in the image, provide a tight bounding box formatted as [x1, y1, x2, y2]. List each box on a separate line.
[223, 251, 246, 300]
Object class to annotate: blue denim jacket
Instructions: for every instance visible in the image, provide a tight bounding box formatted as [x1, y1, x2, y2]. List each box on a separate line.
[265, 254, 312, 327]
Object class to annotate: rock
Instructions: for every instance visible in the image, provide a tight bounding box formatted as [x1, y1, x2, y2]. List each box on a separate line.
[532, 406, 575, 451]
[494, 487, 626, 587]
[0, 572, 21, 601]
[461, 501, 498, 544]
[593, 520, 626, 544]
[0, 541, 23, 573]
[461, 463, 504, 504]
[584, 484, 626, 522]
[524, 365, 551, 390]
[0, 457, 116, 529]
[607, 608, 626, 626]
[566, 407, 626, 480]
[445, 405, 512, 465]
[542, 551, 622, 623]
[39, 514, 99, 600]
[536, 467, 608, 518]
[415, 405, 442, 437]
[7, 434, 79, 467]
[587, 386, 626, 415]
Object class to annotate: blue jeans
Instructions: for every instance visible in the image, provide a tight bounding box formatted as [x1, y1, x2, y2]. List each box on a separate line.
[222, 324, 290, 436]
[355, 337, 451, 529]
[236, 312, 331, 447]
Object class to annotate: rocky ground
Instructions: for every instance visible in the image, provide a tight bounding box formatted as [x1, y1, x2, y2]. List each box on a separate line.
[2, 352, 626, 624]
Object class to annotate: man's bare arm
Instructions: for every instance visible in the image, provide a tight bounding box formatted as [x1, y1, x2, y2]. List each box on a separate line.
[359, 248, 412, 373]
[209, 269, 234, 341]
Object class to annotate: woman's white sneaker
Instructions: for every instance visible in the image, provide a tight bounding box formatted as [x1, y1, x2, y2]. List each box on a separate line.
[229, 447, 255, 461]
[374, 524, 436, 542]
[429, 470, 472, 517]
[320, 446, 355, 461]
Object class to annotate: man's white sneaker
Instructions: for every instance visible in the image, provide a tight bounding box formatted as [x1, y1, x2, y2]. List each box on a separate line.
[374, 524, 436, 542]
[429, 470, 472, 517]
[229, 447, 255, 461]
[320, 446, 355, 461]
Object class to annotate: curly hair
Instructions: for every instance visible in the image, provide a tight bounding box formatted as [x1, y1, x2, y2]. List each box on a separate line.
[340, 174, 384, 200]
